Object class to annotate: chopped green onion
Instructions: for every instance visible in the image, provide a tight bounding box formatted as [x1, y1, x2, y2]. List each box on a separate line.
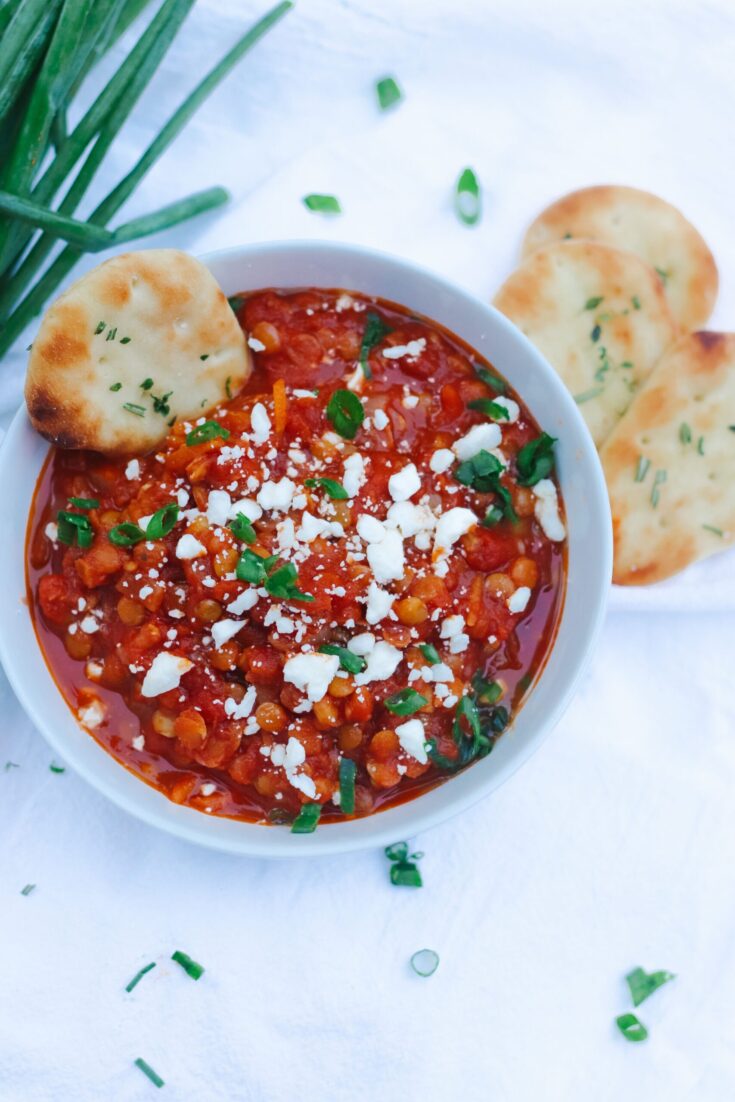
[229, 513, 256, 544]
[49, 762, 65, 773]
[516, 432, 557, 486]
[410, 949, 439, 977]
[134, 1058, 165, 1088]
[318, 644, 366, 675]
[625, 966, 676, 1007]
[120, 336, 131, 344]
[171, 950, 205, 980]
[385, 841, 409, 862]
[186, 420, 230, 446]
[339, 758, 356, 815]
[145, 503, 179, 540]
[123, 402, 146, 417]
[302, 193, 341, 215]
[265, 562, 314, 603]
[702, 524, 724, 537]
[228, 294, 245, 315]
[385, 841, 423, 887]
[109, 382, 122, 391]
[419, 643, 440, 665]
[467, 397, 509, 420]
[472, 674, 502, 705]
[650, 469, 667, 508]
[291, 802, 322, 833]
[375, 75, 403, 110]
[584, 296, 604, 310]
[105, 326, 118, 342]
[68, 497, 99, 510]
[125, 962, 156, 993]
[235, 548, 272, 584]
[679, 422, 692, 444]
[384, 688, 428, 715]
[140, 378, 154, 390]
[358, 311, 392, 378]
[95, 321, 106, 335]
[634, 456, 650, 482]
[326, 388, 364, 440]
[454, 166, 481, 226]
[481, 505, 504, 528]
[57, 510, 94, 548]
[304, 477, 349, 500]
[615, 1013, 648, 1043]
[474, 363, 506, 393]
[20, 883, 36, 896]
[108, 521, 146, 547]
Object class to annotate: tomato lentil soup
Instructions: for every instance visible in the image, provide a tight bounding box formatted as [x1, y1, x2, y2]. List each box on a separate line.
[27, 287, 566, 828]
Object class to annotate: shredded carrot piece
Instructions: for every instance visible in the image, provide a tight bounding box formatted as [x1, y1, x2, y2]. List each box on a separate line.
[273, 378, 287, 433]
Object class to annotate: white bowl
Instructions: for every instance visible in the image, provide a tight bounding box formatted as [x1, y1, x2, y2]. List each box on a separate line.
[0, 240, 611, 857]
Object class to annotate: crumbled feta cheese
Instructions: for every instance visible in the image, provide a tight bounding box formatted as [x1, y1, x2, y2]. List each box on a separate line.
[347, 631, 376, 655]
[388, 462, 421, 502]
[207, 489, 231, 528]
[125, 459, 140, 480]
[354, 641, 402, 686]
[227, 589, 259, 616]
[364, 582, 394, 625]
[297, 512, 345, 543]
[430, 448, 455, 474]
[200, 783, 216, 797]
[248, 335, 266, 352]
[453, 422, 502, 460]
[508, 586, 531, 613]
[141, 652, 193, 697]
[343, 452, 366, 498]
[283, 652, 340, 702]
[386, 501, 436, 542]
[132, 734, 145, 751]
[138, 585, 153, 600]
[224, 685, 257, 719]
[433, 507, 477, 570]
[85, 660, 104, 681]
[449, 633, 469, 654]
[367, 527, 405, 583]
[230, 497, 262, 522]
[176, 488, 190, 509]
[78, 698, 105, 728]
[395, 717, 429, 764]
[533, 478, 566, 541]
[80, 615, 100, 634]
[493, 396, 520, 423]
[335, 293, 353, 311]
[382, 338, 426, 360]
[250, 401, 271, 445]
[402, 394, 420, 409]
[44, 522, 59, 542]
[430, 662, 454, 683]
[211, 619, 245, 649]
[373, 408, 389, 430]
[257, 477, 295, 513]
[176, 534, 206, 560]
[440, 614, 465, 639]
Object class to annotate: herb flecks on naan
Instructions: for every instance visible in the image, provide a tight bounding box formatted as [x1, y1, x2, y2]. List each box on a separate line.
[521, 185, 718, 331]
[601, 331, 735, 585]
[25, 249, 251, 456]
[494, 241, 678, 446]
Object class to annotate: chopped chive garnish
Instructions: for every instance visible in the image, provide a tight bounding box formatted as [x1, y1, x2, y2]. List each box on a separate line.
[574, 385, 604, 404]
[419, 643, 440, 664]
[123, 402, 146, 417]
[199, 353, 209, 361]
[171, 950, 205, 981]
[590, 324, 602, 342]
[151, 391, 173, 417]
[49, 762, 65, 773]
[650, 469, 667, 508]
[291, 802, 322, 833]
[385, 842, 423, 887]
[358, 312, 392, 378]
[94, 321, 106, 335]
[697, 435, 705, 455]
[467, 397, 509, 420]
[584, 296, 604, 310]
[229, 513, 256, 544]
[186, 420, 230, 446]
[120, 336, 131, 344]
[108, 522, 146, 548]
[318, 644, 366, 675]
[302, 193, 341, 215]
[454, 166, 481, 226]
[474, 363, 506, 393]
[134, 1058, 164, 1088]
[109, 382, 122, 391]
[615, 1012, 648, 1043]
[516, 432, 557, 486]
[57, 510, 93, 548]
[702, 524, 724, 537]
[105, 327, 117, 342]
[679, 422, 692, 444]
[384, 688, 428, 715]
[625, 966, 676, 1007]
[125, 962, 156, 993]
[304, 477, 349, 500]
[145, 503, 179, 540]
[376, 75, 403, 110]
[326, 388, 364, 439]
[265, 562, 314, 603]
[634, 456, 650, 482]
[68, 497, 99, 510]
[410, 949, 439, 977]
[339, 758, 356, 815]
[140, 378, 154, 390]
[20, 883, 35, 896]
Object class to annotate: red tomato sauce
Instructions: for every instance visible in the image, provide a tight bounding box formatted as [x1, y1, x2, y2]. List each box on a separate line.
[26, 288, 566, 827]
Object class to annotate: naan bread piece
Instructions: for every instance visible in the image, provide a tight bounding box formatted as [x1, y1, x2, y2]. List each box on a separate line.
[521, 185, 718, 330]
[25, 249, 250, 456]
[601, 332, 735, 585]
[494, 241, 678, 446]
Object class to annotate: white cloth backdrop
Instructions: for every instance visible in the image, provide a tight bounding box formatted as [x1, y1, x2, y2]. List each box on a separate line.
[1, 1, 734, 1099]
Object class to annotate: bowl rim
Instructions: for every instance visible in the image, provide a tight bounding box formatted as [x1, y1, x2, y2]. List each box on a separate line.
[0, 238, 612, 857]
